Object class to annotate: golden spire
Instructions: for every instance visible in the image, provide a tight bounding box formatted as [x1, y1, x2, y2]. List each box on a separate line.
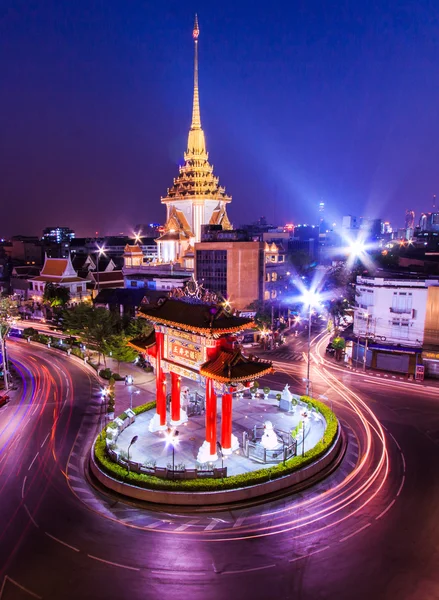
[191, 14, 200, 128]
[187, 14, 206, 156]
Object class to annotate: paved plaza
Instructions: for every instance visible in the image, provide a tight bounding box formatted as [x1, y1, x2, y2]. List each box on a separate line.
[114, 392, 326, 476]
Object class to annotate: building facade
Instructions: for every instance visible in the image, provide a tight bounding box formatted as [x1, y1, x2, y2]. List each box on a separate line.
[353, 275, 439, 375]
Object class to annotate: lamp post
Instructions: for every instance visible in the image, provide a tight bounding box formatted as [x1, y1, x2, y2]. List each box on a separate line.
[129, 388, 140, 410]
[300, 289, 321, 397]
[302, 420, 305, 457]
[0, 327, 9, 392]
[216, 441, 224, 470]
[127, 435, 138, 474]
[95, 244, 106, 296]
[363, 312, 371, 372]
[165, 427, 179, 479]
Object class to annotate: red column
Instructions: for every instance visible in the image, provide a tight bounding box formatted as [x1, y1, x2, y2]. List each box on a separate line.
[155, 331, 166, 426]
[206, 378, 217, 456]
[221, 391, 233, 451]
[171, 372, 181, 423]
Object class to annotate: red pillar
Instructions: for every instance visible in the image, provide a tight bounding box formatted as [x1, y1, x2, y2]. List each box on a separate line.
[221, 391, 233, 452]
[155, 331, 166, 426]
[171, 372, 181, 423]
[206, 378, 217, 456]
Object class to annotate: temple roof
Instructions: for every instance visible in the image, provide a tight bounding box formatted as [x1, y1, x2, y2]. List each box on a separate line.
[138, 298, 254, 335]
[124, 244, 143, 254]
[128, 331, 156, 353]
[200, 348, 273, 383]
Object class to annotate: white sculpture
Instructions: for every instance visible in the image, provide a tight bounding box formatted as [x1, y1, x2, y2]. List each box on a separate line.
[281, 384, 293, 403]
[260, 421, 279, 450]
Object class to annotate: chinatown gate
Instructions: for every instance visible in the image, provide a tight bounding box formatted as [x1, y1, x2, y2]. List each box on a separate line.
[130, 297, 273, 463]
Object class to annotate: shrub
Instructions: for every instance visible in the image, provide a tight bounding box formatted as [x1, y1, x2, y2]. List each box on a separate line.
[275, 393, 281, 401]
[99, 368, 112, 379]
[38, 334, 49, 345]
[94, 399, 339, 493]
[263, 386, 270, 395]
[23, 327, 38, 339]
[71, 347, 83, 359]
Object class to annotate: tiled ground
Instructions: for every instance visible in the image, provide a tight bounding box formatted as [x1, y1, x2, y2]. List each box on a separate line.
[115, 393, 326, 475]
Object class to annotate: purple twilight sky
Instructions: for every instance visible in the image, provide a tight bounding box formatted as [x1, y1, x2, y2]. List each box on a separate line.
[1, 0, 439, 238]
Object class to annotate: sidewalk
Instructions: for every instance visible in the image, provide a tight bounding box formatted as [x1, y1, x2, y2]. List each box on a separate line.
[91, 355, 157, 415]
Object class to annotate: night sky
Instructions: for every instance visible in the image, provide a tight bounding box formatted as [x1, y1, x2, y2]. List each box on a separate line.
[1, 0, 438, 238]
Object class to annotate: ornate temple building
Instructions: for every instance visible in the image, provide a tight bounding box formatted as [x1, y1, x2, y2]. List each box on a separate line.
[156, 16, 232, 266]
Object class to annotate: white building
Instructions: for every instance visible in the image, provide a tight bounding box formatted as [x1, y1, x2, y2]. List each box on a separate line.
[353, 275, 439, 374]
[28, 256, 87, 303]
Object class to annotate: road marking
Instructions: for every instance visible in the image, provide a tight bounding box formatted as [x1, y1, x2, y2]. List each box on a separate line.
[233, 516, 246, 528]
[289, 545, 330, 562]
[376, 499, 396, 520]
[222, 563, 276, 575]
[396, 475, 405, 497]
[68, 463, 80, 472]
[87, 554, 140, 571]
[28, 452, 39, 471]
[147, 520, 166, 529]
[45, 532, 80, 552]
[388, 432, 402, 451]
[339, 522, 371, 542]
[23, 504, 38, 528]
[347, 459, 356, 468]
[174, 520, 200, 531]
[68, 475, 83, 483]
[21, 476, 27, 499]
[40, 433, 50, 448]
[401, 453, 406, 473]
[205, 521, 218, 531]
[0, 576, 42, 599]
[71, 486, 94, 495]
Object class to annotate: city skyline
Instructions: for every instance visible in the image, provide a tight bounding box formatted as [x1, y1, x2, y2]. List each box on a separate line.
[2, 1, 439, 237]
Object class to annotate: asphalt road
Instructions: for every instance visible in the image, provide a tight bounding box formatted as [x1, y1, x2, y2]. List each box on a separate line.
[0, 337, 438, 600]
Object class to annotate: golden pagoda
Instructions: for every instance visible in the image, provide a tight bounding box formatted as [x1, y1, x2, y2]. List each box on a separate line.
[156, 15, 232, 265]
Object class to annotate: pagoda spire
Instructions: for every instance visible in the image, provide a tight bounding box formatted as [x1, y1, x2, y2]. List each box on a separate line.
[187, 14, 206, 156]
[191, 14, 201, 129]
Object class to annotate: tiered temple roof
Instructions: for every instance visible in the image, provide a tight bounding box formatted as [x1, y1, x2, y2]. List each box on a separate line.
[138, 298, 254, 336]
[200, 348, 273, 384]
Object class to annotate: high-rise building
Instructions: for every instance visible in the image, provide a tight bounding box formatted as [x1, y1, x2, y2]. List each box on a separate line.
[405, 210, 415, 230]
[42, 227, 75, 243]
[156, 16, 232, 264]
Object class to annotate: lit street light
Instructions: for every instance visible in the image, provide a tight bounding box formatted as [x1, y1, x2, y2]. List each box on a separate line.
[300, 288, 321, 397]
[129, 388, 140, 409]
[165, 427, 179, 479]
[95, 244, 106, 295]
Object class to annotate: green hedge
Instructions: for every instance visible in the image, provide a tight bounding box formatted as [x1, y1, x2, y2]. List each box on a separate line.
[94, 397, 339, 492]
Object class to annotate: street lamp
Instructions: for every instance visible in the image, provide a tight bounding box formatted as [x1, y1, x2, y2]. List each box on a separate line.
[300, 289, 321, 397]
[127, 435, 138, 467]
[129, 388, 140, 410]
[302, 420, 305, 457]
[216, 441, 224, 471]
[94, 244, 106, 296]
[164, 427, 179, 479]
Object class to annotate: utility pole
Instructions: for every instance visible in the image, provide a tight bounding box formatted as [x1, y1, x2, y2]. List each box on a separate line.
[271, 303, 275, 350]
[0, 327, 9, 392]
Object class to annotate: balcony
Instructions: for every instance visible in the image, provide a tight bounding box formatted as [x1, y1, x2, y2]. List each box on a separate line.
[390, 307, 412, 315]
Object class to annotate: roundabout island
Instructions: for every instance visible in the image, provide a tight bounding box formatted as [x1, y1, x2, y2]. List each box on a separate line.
[90, 295, 342, 505]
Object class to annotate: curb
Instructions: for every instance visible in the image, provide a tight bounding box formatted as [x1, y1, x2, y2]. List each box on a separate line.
[89, 425, 344, 507]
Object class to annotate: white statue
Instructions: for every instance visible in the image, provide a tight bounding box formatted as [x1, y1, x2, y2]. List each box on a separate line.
[281, 384, 293, 403]
[261, 421, 279, 450]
